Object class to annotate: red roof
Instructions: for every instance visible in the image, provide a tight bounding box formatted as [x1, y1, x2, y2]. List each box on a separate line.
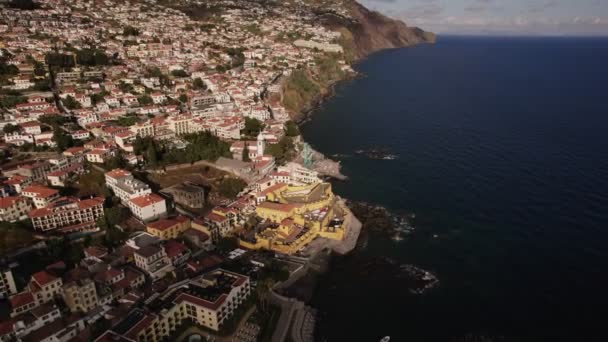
[28, 196, 104, 218]
[22, 185, 58, 198]
[87, 148, 108, 156]
[0, 196, 26, 209]
[164, 240, 188, 259]
[124, 313, 156, 339]
[174, 292, 227, 311]
[130, 193, 165, 208]
[31, 270, 59, 287]
[147, 216, 188, 231]
[257, 201, 297, 213]
[9, 292, 35, 309]
[19, 121, 41, 128]
[63, 146, 87, 155]
[105, 168, 131, 179]
[205, 212, 227, 223]
[260, 183, 287, 196]
[84, 246, 108, 259]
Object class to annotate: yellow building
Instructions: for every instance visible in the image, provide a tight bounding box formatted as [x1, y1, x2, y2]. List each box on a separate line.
[256, 201, 299, 222]
[241, 182, 346, 254]
[63, 270, 99, 313]
[146, 215, 191, 240]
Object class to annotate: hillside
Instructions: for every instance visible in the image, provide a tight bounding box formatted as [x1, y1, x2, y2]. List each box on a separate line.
[317, 0, 436, 59]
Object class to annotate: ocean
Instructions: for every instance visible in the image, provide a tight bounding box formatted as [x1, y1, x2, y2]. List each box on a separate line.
[300, 36, 608, 342]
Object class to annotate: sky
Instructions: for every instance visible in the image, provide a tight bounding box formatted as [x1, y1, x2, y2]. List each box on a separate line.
[360, 0, 608, 36]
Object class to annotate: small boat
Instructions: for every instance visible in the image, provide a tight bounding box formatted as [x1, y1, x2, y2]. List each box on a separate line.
[380, 337, 391, 342]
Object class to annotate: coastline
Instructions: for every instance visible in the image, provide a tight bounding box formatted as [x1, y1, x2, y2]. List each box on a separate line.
[292, 71, 359, 125]
[272, 45, 422, 340]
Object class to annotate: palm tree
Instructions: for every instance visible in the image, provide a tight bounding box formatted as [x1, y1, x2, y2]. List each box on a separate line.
[256, 278, 274, 313]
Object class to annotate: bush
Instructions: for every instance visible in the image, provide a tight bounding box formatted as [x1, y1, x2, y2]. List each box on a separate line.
[0, 95, 27, 108]
[123, 26, 140, 36]
[265, 136, 295, 165]
[63, 95, 82, 110]
[171, 69, 189, 78]
[192, 77, 206, 90]
[138, 95, 153, 106]
[284, 120, 299, 137]
[76, 49, 109, 66]
[0, 220, 35, 253]
[8, 0, 40, 10]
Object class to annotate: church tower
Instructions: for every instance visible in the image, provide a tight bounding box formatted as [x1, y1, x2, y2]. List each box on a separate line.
[257, 132, 265, 157]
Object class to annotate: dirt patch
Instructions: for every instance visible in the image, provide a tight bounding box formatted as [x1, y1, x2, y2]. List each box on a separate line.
[147, 164, 227, 189]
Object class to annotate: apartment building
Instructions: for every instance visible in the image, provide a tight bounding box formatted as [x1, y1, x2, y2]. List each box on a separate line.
[28, 197, 104, 233]
[21, 185, 59, 209]
[134, 245, 174, 280]
[146, 216, 191, 240]
[28, 270, 63, 305]
[62, 268, 99, 313]
[105, 169, 151, 203]
[0, 196, 32, 222]
[0, 266, 18, 299]
[95, 269, 250, 340]
[130, 193, 167, 222]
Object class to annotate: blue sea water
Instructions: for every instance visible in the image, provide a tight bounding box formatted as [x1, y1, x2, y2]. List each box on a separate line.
[301, 36, 608, 342]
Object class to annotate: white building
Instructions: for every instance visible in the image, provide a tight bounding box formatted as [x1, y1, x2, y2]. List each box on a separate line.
[105, 169, 152, 203]
[129, 193, 167, 222]
[134, 245, 174, 280]
[21, 185, 59, 209]
[0, 266, 18, 299]
[277, 162, 320, 184]
[0, 196, 32, 222]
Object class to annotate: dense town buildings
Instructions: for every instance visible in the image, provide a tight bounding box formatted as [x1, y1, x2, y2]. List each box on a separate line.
[0, 0, 360, 340]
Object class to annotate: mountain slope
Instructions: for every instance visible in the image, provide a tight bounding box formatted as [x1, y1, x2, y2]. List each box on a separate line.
[319, 0, 436, 59]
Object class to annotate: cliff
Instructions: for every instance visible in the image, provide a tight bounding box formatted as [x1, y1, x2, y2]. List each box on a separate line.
[317, 0, 436, 60]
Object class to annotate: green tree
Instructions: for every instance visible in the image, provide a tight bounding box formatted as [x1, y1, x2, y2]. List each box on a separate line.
[145, 143, 158, 166]
[193, 77, 206, 90]
[52, 125, 74, 151]
[242, 117, 264, 137]
[178, 94, 188, 103]
[218, 177, 247, 199]
[63, 95, 82, 110]
[83, 235, 93, 247]
[104, 151, 126, 170]
[33, 61, 46, 76]
[33, 79, 50, 91]
[8, 0, 40, 10]
[90, 92, 105, 105]
[3, 123, 20, 134]
[132, 136, 157, 155]
[45, 52, 75, 68]
[160, 131, 231, 164]
[38, 114, 69, 126]
[0, 95, 27, 108]
[123, 26, 140, 36]
[242, 143, 251, 162]
[170, 69, 188, 78]
[118, 81, 133, 93]
[284, 120, 300, 137]
[138, 95, 153, 106]
[266, 136, 295, 165]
